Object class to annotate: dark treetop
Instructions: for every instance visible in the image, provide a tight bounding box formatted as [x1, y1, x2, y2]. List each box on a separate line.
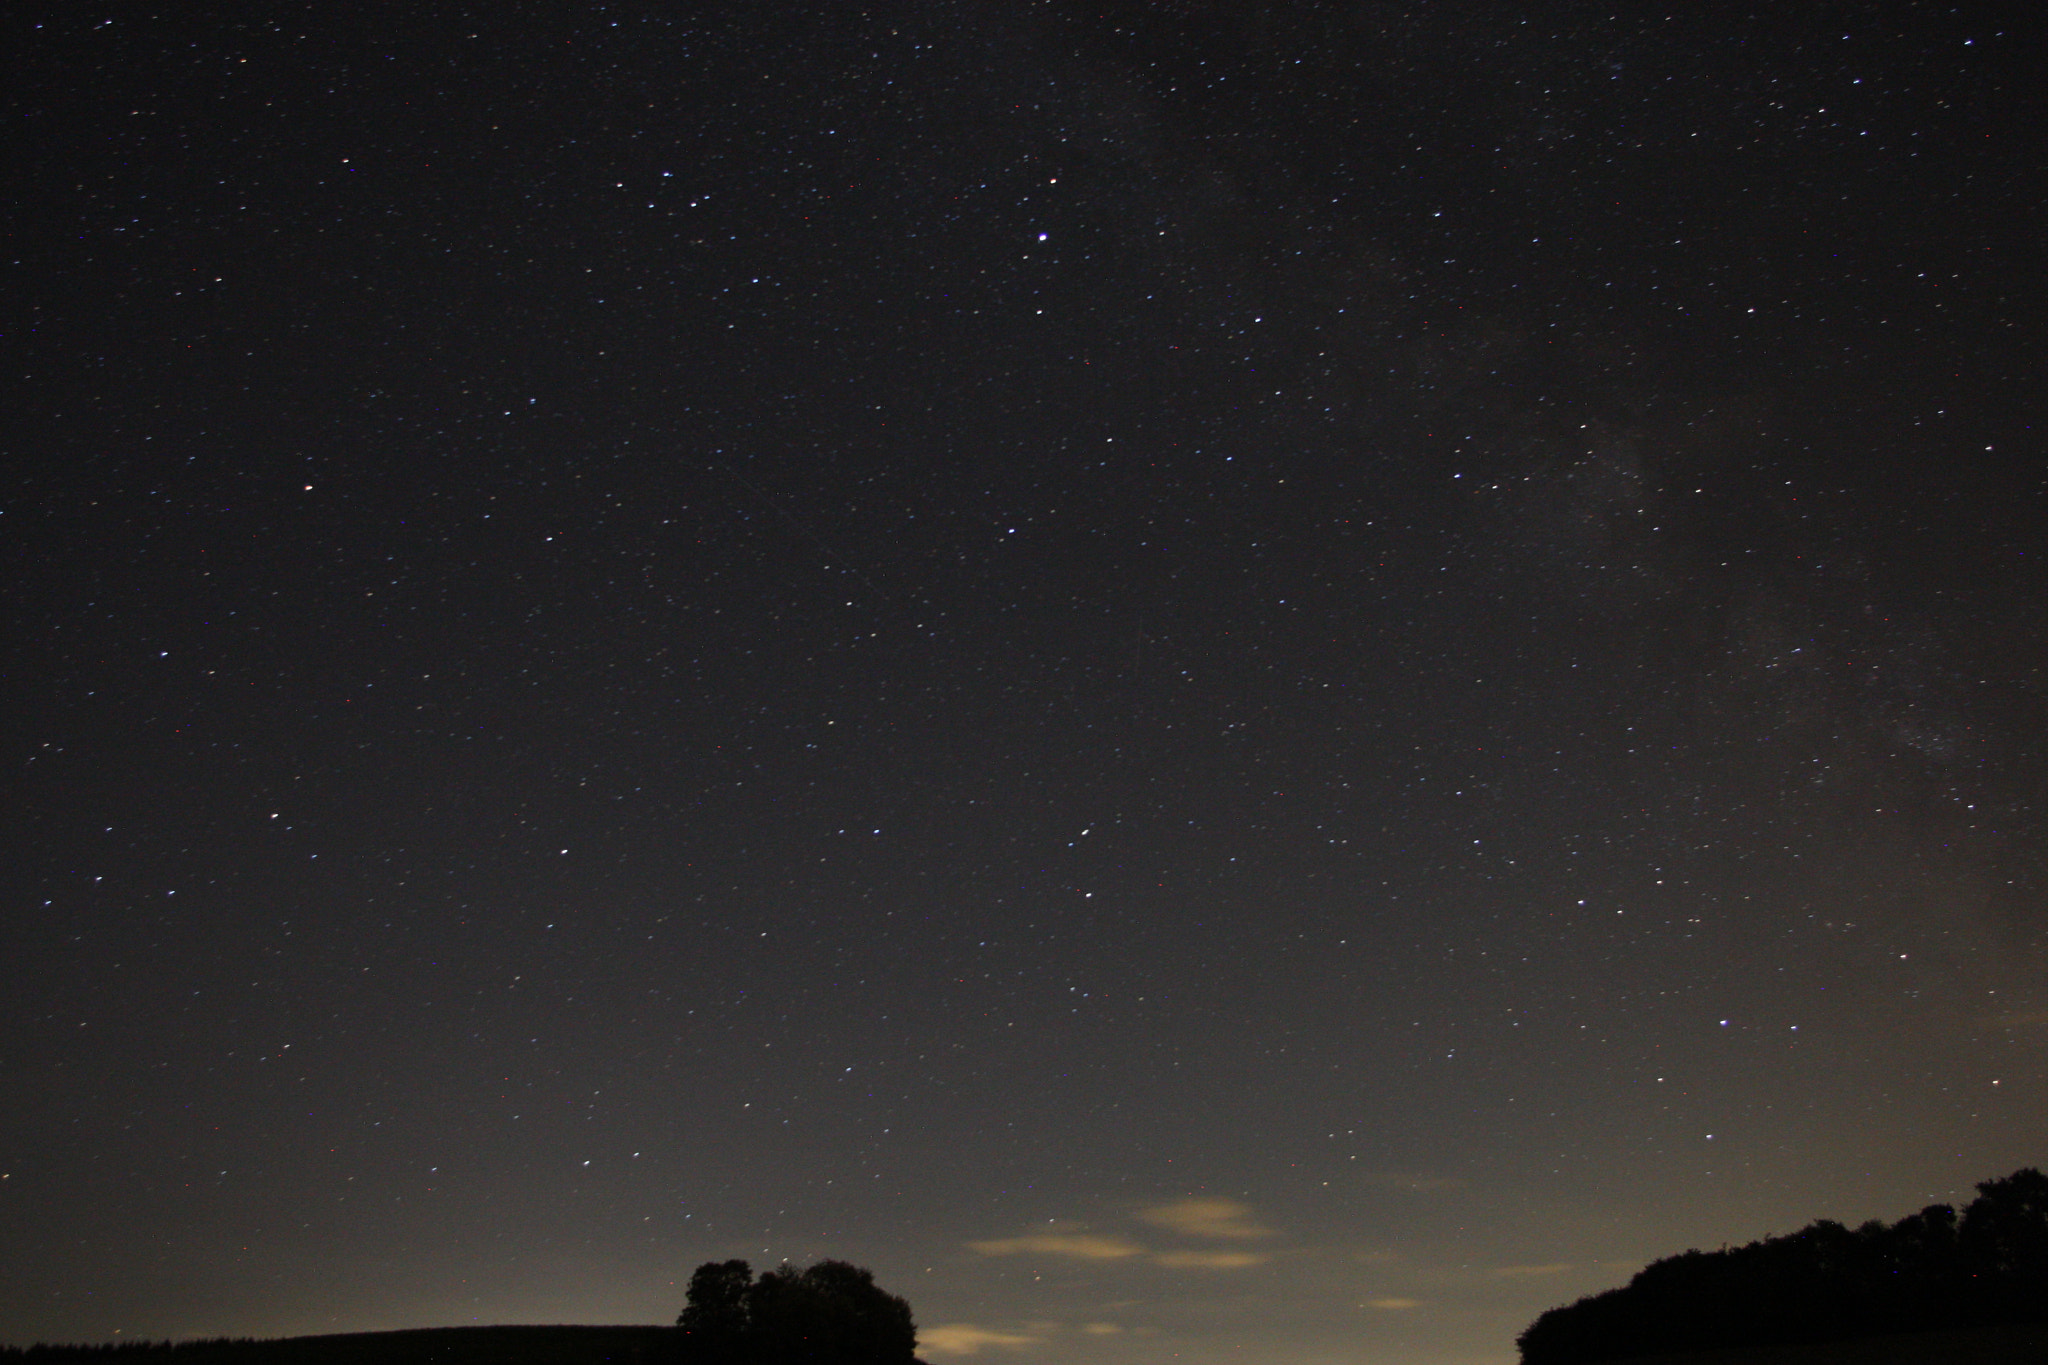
[1517, 1168, 2048, 1365]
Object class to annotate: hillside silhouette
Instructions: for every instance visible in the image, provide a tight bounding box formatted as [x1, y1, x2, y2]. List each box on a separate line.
[0, 1327, 674, 1365]
[1518, 1167, 2048, 1365]
[3, 1259, 925, 1365]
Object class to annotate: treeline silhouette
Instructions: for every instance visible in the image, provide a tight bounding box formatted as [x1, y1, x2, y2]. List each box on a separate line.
[1518, 1167, 2048, 1365]
[676, 1259, 919, 1365]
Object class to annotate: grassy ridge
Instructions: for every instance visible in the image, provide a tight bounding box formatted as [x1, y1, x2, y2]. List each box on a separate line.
[0, 1326, 677, 1364]
[11, 1321, 2048, 1365]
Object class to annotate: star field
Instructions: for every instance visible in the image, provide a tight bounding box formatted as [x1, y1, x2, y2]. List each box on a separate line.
[4, 5, 2044, 1363]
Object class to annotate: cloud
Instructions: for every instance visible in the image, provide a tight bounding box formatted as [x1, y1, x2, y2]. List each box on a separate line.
[970, 1202, 1276, 1274]
[967, 1234, 1145, 1261]
[1491, 1263, 1572, 1279]
[922, 1325, 1039, 1356]
[1151, 1250, 1268, 1269]
[1137, 1197, 1275, 1240]
[1367, 1298, 1423, 1311]
[1081, 1324, 1122, 1336]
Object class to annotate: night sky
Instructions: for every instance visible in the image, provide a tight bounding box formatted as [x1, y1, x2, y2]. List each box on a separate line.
[5, 4, 2044, 1362]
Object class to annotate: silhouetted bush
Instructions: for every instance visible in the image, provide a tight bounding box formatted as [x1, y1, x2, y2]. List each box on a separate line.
[1517, 1167, 2048, 1365]
[676, 1259, 918, 1365]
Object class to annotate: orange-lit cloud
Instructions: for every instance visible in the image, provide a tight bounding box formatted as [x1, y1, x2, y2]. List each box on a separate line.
[1137, 1197, 1275, 1240]
[921, 1325, 1039, 1356]
[967, 1234, 1145, 1261]
[1367, 1298, 1423, 1310]
[1081, 1323, 1122, 1336]
[1151, 1250, 1269, 1269]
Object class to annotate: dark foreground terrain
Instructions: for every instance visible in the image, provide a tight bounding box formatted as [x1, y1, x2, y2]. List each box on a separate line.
[8, 1322, 2048, 1365]
[1601, 1321, 2048, 1365]
[0, 1326, 677, 1365]
[1518, 1169, 2048, 1365]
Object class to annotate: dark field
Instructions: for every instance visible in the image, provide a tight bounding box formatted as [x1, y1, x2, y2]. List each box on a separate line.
[1607, 1321, 2048, 1365]
[0, 1326, 677, 1365]
[8, 1322, 2048, 1365]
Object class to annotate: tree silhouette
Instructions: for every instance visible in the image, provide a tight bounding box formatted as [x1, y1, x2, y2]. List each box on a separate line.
[678, 1260, 755, 1362]
[1961, 1167, 2048, 1286]
[1517, 1167, 2048, 1365]
[677, 1259, 918, 1365]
